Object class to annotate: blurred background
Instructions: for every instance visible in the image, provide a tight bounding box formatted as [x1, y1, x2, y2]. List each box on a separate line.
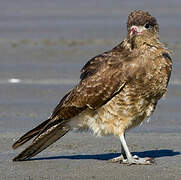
[0, 0, 181, 133]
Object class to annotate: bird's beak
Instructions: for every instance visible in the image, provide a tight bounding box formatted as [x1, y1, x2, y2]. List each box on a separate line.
[129, 26, 144, 36]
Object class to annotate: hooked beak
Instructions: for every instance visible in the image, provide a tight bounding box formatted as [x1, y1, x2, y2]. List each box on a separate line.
[129, 25, 144, 36]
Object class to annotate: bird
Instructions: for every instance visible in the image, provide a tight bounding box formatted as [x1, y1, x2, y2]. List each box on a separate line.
[12, 10, 172, 165]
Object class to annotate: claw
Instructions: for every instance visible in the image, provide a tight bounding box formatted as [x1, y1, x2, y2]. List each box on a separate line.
[122, 156, 155, 165]
[145, 157, 155, 164]
[108, 155, 124, 163]
[108, 154, 154, 165]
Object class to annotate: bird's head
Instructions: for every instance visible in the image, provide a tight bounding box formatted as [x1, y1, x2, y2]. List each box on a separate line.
[127, 10, 159, 39]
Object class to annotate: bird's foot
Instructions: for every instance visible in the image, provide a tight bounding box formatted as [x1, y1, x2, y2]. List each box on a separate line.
[108, 155, 124, 163]
[108, 155, 154, 165]
[122, 155, 155, 165]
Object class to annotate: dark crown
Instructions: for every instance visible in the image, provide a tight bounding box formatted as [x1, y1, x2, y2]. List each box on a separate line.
[127, 10, 159, 32]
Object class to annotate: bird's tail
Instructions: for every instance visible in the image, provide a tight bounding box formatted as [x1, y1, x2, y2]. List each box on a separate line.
[12, 119, 51, 150]
[12, 119, 70, 161]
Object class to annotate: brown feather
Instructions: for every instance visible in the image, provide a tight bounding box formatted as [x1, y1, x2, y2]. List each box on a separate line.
[13, 123, 70, 161]
[12, 119, 50, 149]
[127, 10, 159, 32]
[49, 46, 131, 120]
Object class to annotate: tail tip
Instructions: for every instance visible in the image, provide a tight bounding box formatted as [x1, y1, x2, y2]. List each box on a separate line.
[12, 156, 28, 162]
[12, 144, 17, 150]
[12, 157, 21, 162]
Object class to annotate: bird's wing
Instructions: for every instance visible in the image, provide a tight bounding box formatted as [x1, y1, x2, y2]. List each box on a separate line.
[50, 49, 130, 121]
[80, 42, 126, 80]
[80, 53, 107, 80]
[162, 52, 172, 86]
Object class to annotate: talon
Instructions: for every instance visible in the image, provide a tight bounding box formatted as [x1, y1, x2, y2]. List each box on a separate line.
[120, 156, 155, 165]
[133, 155, 139, 159]
[146, 157, 155, 164]
[108, 155, 124, 163]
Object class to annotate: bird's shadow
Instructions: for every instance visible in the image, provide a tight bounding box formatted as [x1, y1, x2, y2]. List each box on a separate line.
[31, 149, 180, 161]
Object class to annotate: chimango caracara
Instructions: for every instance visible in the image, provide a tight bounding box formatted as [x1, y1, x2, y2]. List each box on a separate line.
[12, 10, 172, 165]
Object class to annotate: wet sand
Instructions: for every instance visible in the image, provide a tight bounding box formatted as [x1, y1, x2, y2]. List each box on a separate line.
[0, 0, 181, 179]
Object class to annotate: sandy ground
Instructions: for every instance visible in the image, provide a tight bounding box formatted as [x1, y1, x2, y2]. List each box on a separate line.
[0, 131, 181, 180]
[0, 0, 181, 179]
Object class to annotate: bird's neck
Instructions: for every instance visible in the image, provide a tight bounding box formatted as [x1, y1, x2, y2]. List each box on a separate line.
[121, 39, 133, 51]
[113, 34, 165, 54]
[125, 33, 162, 51]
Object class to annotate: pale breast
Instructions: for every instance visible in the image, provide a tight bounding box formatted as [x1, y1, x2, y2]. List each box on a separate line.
[68, 83, 157, 137]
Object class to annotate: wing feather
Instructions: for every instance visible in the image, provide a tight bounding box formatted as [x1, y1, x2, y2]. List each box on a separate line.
[13, 123, 70, 161]
[50, 48, 130, 120]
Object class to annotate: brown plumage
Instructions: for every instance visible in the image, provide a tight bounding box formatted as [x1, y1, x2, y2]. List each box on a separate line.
[12, 10, 172, 165]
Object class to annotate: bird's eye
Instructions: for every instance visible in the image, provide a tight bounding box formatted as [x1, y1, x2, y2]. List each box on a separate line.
[144, 23, 150, 29]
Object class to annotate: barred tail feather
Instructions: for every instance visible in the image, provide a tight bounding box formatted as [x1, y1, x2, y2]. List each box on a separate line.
[13, 123, 70, 161]
[12, 119, 51, 149]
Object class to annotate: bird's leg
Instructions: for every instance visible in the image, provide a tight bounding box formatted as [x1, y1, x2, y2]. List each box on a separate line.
[108, 134, 127, 163]
[119, 133, 154, 165]
[121, 133, 127, 159]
